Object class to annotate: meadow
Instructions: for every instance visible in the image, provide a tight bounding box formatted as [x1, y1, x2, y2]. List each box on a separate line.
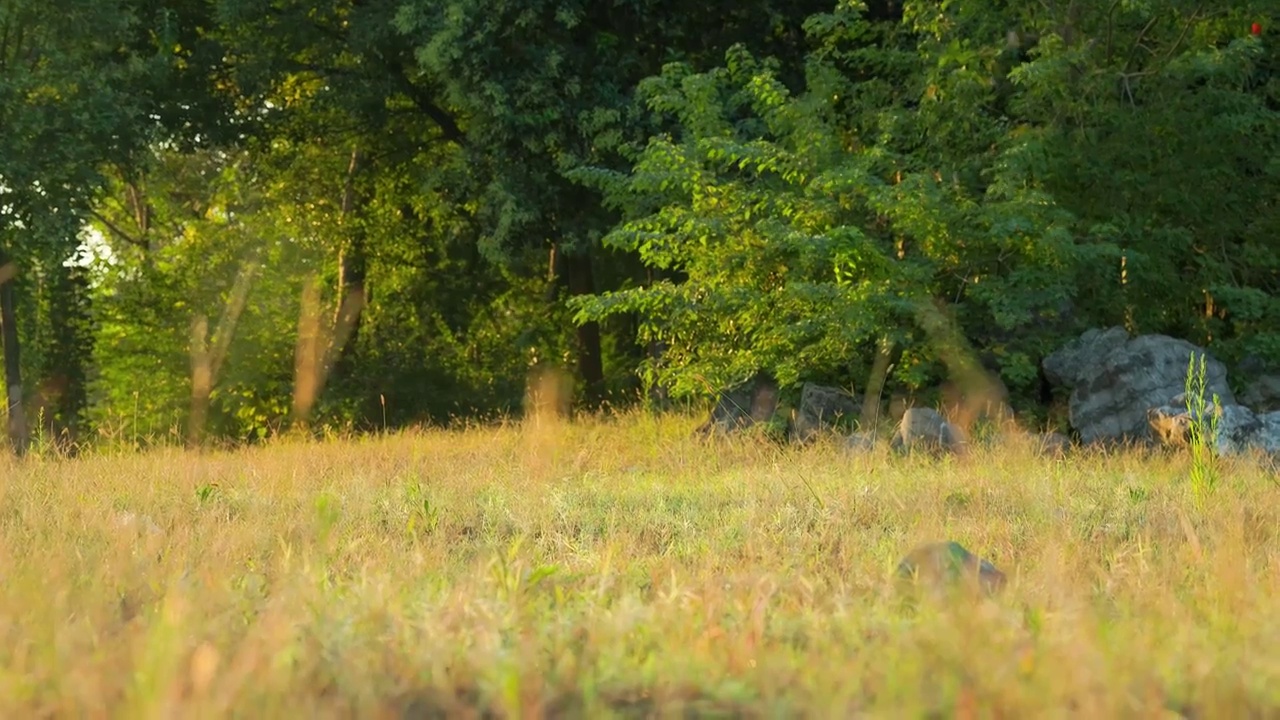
[0, 412, 1277, 718]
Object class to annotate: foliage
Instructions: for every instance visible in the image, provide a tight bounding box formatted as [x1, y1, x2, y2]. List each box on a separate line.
[0, 0, 236, 445]
[571, 7, 1069, 400]
[5, 0, 1279, 445]
[87, 147, 307, 441]
[571, 1, 1280, 411]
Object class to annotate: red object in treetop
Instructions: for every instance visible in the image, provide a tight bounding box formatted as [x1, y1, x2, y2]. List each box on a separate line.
[1253, 22, 1263, 36]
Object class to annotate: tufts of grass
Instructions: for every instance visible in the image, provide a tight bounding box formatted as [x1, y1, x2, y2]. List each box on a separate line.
[0, 411, 1277, 717]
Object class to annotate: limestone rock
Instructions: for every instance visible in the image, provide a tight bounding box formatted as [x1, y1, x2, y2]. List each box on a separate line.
[890, 408, 966, 455]
[1043, 328, 1234, 444]
[695, 372, 782, 436]
[791, 383, 861, 442]
[1146, 403, 1280, 456]
[896, 541, 1007, 596]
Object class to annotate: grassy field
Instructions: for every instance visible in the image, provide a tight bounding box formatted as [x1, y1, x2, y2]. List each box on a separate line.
[0, 412, 1278, 718]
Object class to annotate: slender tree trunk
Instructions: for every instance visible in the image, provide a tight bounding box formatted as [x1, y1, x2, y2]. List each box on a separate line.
[292, 274, 366, 431]
[38, 259, 92, 447]
[860, 335, 895, 433]
[561, 246, 604, 405]
[292, 147, 368, 429]
[188, 315, 212, 447]
[292, 278, 324, 430]
[187, 259, 257, 446]
[333, 147, 368, 364]
[0, 248, 28, 455]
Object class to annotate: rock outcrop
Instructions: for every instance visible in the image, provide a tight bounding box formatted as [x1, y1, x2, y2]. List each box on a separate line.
[1147, 401, 1280, 456]
[1043, 327, 1233, 444]
[1240, 374, 1280, 413]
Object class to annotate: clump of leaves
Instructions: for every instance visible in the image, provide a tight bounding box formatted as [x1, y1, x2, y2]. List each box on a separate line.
[405, 481, 440, 536]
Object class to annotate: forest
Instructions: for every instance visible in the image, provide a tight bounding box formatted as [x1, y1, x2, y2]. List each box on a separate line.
[2, 0, 1277, 452]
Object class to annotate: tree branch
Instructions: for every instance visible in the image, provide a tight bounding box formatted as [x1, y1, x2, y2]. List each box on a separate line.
[1123, 15, 1161, 74]
[1104, 0, 1122, 63]
[287, 59, 467, 147]
[1163, 6, 1204, 63]
[88, 209, 148, 249]
[384, 58, 468, 147]
[257, 4, 467, 148]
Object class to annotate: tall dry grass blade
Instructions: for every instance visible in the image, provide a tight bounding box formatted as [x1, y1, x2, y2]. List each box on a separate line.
[1177, 507, 1204, 563]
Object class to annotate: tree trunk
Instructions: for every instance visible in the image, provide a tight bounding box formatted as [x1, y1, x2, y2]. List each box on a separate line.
[188, 260, 257, 446]
[188, 315, 212, 447]
[292, 278, 324, 430]
[860, 335, 895, 433]
[561, 246, 605, 405]
[38, 259, 91, 447]
[0, 248, 29, 455]
[332, 147, 368, 365]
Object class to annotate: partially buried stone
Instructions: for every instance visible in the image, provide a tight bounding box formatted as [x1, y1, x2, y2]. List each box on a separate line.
[896, 541, 1007, 596]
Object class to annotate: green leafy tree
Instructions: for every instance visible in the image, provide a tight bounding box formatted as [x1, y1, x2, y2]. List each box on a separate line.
[390, 0, 838, 404]
[573, 0, 1279, 416]
[87, 8, 574, 435]
[88, 146, 313, 443]
[190, 0, 841, 422]
[994, 1, 1279, 363]
[0, 0, 232, 452]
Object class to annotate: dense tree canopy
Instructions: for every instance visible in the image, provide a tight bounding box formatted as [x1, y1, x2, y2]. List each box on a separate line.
[575, 0, 1280, 409]
[1, 0, 235, 450]
[1, 0, 1275, 449]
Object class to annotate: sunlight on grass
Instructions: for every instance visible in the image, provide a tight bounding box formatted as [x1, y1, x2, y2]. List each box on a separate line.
[0, 413, 1277, 717]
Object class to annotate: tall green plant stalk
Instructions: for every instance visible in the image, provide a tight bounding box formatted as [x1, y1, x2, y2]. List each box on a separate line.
[1184, 353, 1221, 508]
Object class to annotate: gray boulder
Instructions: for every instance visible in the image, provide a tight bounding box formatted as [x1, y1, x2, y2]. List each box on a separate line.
[1147, 403, 1280, 456]
[1260, 412, 1280, 453]
[1035, 431, 1072, 457]
[1217, 405, 1270, 455]
[696, 372, 782, 436]
[890, 407, 966, 455]
[1043, 328, 1234, 444]
[844, 431, 876, 453]
[1042, 326, 1129, 388]
[791, 383, 861, 442]
[1240, 374, 1280, 413]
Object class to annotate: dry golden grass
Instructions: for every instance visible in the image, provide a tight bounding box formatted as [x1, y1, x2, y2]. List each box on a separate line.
[1, 412, 1278, 718]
